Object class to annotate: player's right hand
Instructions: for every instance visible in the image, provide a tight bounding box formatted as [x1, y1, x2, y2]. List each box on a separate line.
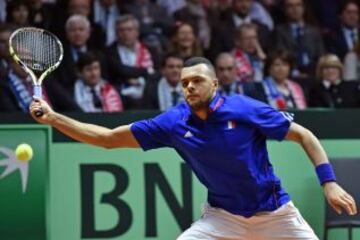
[29, 97, 55, 124]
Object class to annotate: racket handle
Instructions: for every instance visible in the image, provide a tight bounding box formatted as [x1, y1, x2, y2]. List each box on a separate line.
[34, 85, 42, 98]
[33, 85, 44, 117]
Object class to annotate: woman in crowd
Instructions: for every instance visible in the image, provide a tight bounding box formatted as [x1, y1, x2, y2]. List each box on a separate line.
[309, 54, 360, 108]
[244, 49, 307, 110]
[6, 0, 31, 28]
[168, 21, 203, 60]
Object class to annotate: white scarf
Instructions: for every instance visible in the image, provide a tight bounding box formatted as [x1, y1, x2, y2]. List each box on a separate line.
[74, 79, 103, 112]
[157, 77, 184, 111]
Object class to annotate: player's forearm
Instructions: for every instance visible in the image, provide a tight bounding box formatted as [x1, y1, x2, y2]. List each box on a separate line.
[299, 129, 329, 166]
[48, 112, 112, 147]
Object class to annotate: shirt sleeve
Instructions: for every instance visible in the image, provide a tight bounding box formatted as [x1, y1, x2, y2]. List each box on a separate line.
[244, 98, 294, 141]
[130, 110, 175, 151]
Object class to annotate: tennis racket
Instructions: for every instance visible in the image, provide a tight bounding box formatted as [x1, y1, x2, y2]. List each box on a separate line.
[9, 27, 63, 116]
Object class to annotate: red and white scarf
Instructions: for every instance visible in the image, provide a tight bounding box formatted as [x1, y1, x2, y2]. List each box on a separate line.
[118, 41, 153, 99]
[74, 79, 123, 112]
[262, 77, 307, 110]
[232, 49, 253, 82]
[135, 41, 153, 68]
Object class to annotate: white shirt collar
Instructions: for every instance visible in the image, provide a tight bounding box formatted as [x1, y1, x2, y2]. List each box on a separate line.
[232, 14, 251, 27]
[322, 79, 341, 89]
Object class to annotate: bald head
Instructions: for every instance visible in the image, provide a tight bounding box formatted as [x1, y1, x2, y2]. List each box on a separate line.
[215, 53, 237, 86]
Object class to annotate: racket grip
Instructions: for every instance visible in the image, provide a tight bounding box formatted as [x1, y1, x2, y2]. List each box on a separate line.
[33, 85, 44, 117]
[34, 85, 42, 98]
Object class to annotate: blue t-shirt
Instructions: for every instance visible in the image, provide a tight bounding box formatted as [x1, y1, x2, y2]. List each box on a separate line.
[131, 93, 293, 217]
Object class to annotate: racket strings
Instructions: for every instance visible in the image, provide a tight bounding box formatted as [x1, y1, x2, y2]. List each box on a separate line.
[12, 29, 62, 72]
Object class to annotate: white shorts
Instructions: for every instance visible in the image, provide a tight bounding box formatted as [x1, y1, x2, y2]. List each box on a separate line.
[177, 202, 319, 240]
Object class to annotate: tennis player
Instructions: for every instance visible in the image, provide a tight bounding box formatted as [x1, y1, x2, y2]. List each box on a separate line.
[30, 57, 357, 239]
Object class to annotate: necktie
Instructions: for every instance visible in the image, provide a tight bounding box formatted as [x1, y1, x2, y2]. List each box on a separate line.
[104, 8, 110, 29]
[171, 90, 179, 106]
[294, 25, 309, 66]
[91, 88, 103, 109]
[350, 30, 357, 48]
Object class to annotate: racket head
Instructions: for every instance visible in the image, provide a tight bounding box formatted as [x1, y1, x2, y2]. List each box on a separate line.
[8, 27, 64, 85]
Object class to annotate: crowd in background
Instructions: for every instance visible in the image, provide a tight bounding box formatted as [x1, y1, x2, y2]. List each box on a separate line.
[1, 0, 360, 113]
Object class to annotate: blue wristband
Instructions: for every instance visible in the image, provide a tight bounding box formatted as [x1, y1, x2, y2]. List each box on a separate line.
[315, 163, 337, 185]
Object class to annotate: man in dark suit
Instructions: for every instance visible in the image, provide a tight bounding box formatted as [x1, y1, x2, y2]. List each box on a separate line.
[142, 53, 184, 110]
[326, 1, 359, 60]
[208, 0, 271, 61]
[52, 15, 107, 112]
[50, 0, 106, 48]
[57, 15, 108, 89]
[273, 0, 324, 81]
[215, 52, 243, 96]
[125, 0, 173, 41]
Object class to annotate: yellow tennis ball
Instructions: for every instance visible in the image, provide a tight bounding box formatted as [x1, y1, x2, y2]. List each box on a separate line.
[15, 143, 33, 162]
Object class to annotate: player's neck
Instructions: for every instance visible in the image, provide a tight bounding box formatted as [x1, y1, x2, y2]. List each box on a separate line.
[193, 108, 208, 120]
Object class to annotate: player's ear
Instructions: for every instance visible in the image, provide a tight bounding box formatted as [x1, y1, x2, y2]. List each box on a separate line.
[212, 79, 219, 88]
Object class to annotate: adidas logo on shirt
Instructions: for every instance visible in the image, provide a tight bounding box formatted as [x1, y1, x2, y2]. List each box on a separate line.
[184, 131, 193, 138]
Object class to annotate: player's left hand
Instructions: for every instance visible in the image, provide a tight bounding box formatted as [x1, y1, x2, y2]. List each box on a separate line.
[323, 182, 357, 215]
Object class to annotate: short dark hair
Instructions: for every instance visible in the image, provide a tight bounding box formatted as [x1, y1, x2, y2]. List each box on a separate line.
[183, 56, 216, 79]
[184, 57, 214, 70]
[235, 23, 258, 40]
[339, 0, 359, 15]
[77, 52, 100, 71]
[264, 49, 294, 75]
[161, 52, 183, 67]
[6, 0, 30, 22]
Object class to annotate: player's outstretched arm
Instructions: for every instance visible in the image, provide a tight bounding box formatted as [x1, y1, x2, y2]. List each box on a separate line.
[285, 122, 357, 216]
[29, 97, 140, 149]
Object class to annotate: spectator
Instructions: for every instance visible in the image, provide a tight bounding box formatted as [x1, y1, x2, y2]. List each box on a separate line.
[28, 0, 55, 29]
[93, 0, 122, 46]
[215, 52, 243, 96]
[106, 14, 157, 109]
[74, 52, 123, 112]
[232, 23, 266, 82]
[157, 0, 186, 16]
[0, 0, 7, 23]
[208, 0, 271, 61]
[273, 0, 324, 80]
[326, 1, 359, 60]
[250, 0, 274, 30]
[244, 49, 307, 110]
[143, 53, 184, 110]
[174, 0, 211, 49]
[126, 0, 173, 51]
[168, 22, 203, 60]
[51, 0, 106, 48]
[0, 59, 51, 112]
[0, 24, 14, 80]
[309, 54, 360, 108]
[57, 15, 108, 90]
[6, 0, 31, 27]
[343, 40, 360, 81]
[258, 0, 285, 25]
